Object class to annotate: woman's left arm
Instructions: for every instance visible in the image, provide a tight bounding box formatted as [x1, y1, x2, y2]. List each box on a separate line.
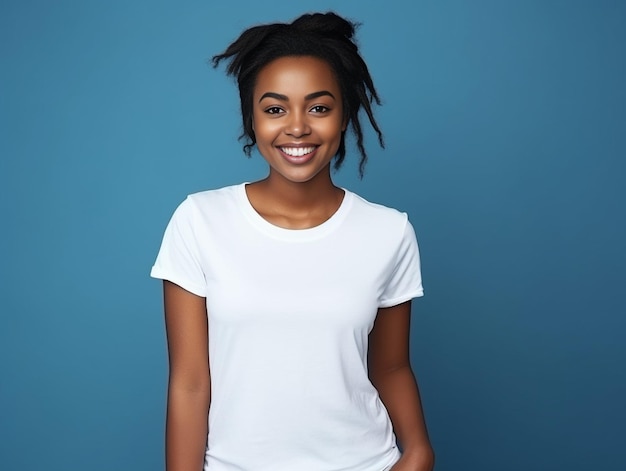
[368, 300, 435, 471]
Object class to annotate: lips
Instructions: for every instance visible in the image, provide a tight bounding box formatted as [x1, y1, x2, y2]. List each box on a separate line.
[278, 145, 318, 164]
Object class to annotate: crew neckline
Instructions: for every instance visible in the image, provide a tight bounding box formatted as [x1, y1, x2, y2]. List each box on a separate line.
[236, 183, 353, 242]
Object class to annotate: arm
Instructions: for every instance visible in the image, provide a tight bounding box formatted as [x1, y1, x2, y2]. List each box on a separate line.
[368, 300, 434, 471]
[163, 280, 211, 471]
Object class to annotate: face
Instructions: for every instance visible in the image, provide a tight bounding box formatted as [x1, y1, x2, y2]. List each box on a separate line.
[252, 55, 346, 184]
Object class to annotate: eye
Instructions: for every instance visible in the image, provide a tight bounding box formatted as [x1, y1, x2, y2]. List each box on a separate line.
[310, 105, 330, 114]
[264, 106, 284, 115]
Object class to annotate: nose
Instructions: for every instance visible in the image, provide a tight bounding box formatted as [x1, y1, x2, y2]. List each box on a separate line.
[285, 110, 311, 137]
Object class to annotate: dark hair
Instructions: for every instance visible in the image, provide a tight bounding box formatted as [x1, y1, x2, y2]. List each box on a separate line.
[212, 12, 384, 177]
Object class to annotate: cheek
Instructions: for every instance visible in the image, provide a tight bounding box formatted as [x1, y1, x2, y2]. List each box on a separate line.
[323, 117, 345, 140]
[251, 118, 280, 146]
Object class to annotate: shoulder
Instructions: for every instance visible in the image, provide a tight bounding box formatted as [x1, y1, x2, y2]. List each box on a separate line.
[172, 183, 245, 218]
[185, 183, 244, 208]
[162, 183, 246, 235]
[346, 190, 410, 233]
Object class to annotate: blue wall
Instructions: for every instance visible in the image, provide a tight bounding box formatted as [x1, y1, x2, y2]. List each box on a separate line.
[1, 1, 624, 470]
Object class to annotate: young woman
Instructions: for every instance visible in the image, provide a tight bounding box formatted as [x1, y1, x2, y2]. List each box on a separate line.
[151, 12, 434, 471]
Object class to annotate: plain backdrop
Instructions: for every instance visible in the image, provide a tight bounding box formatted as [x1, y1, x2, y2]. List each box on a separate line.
[1, 1, 625, 470]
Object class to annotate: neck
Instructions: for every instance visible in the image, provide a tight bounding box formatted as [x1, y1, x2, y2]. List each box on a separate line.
[245, 164, 345, 229]
[262, 165, 340, 210]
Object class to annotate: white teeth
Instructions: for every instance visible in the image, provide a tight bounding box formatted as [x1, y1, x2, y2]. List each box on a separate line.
[281, 146, 315, 157]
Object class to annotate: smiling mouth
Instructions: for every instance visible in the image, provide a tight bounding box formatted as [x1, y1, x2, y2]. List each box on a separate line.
[279, 146, 317, 157]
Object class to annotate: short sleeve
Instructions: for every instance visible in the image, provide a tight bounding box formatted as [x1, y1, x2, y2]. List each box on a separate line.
[378, 218, 424, 308]
[150, 197, 208, 297]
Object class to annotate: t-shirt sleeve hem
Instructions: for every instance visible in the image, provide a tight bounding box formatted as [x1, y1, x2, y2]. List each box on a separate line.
[150, 267, 207, 298]
[378, 289, 424, 309]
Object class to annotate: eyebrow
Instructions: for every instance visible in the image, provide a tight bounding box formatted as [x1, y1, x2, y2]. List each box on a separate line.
[258, 90, 336, 103]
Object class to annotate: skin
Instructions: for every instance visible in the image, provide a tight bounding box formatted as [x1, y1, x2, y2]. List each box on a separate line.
[163, 281, 209, 471]
[369, 301, 435, 471]
[163, 55, 433, 471]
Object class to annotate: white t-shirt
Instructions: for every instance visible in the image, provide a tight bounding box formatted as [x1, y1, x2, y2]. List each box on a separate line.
[151, 183, 424, 471]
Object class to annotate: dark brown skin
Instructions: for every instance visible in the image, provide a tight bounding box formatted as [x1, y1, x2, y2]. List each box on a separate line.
[369, 302, 435, 470]
[163, 281, 210, 471]
[162, 55, 433, 470]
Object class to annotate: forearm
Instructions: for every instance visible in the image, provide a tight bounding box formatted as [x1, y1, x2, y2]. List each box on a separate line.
[372, 365, 434, 470]
[166, 384, 210, 471]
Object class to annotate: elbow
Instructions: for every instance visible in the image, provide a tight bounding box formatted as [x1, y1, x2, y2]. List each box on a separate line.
[369, 362, 412, 386]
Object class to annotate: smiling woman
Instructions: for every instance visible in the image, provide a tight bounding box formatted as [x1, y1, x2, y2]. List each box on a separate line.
[150, 11, 434, 471]
[252, 56, 346, 187]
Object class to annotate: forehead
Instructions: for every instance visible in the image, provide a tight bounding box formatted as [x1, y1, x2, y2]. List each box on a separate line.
[254, 56, 341, 97]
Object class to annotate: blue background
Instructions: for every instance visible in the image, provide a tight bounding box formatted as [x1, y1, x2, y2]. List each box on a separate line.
[1, 1, 624, 470]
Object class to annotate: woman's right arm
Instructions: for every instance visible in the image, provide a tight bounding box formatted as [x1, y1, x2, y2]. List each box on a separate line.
[163, 280, 211, 471]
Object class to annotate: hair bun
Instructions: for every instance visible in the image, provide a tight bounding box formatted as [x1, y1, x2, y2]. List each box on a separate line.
[291, 12, 357, 42]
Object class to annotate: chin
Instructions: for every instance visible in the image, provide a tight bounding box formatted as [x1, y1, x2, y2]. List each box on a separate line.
[272, 163, 332, 185]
